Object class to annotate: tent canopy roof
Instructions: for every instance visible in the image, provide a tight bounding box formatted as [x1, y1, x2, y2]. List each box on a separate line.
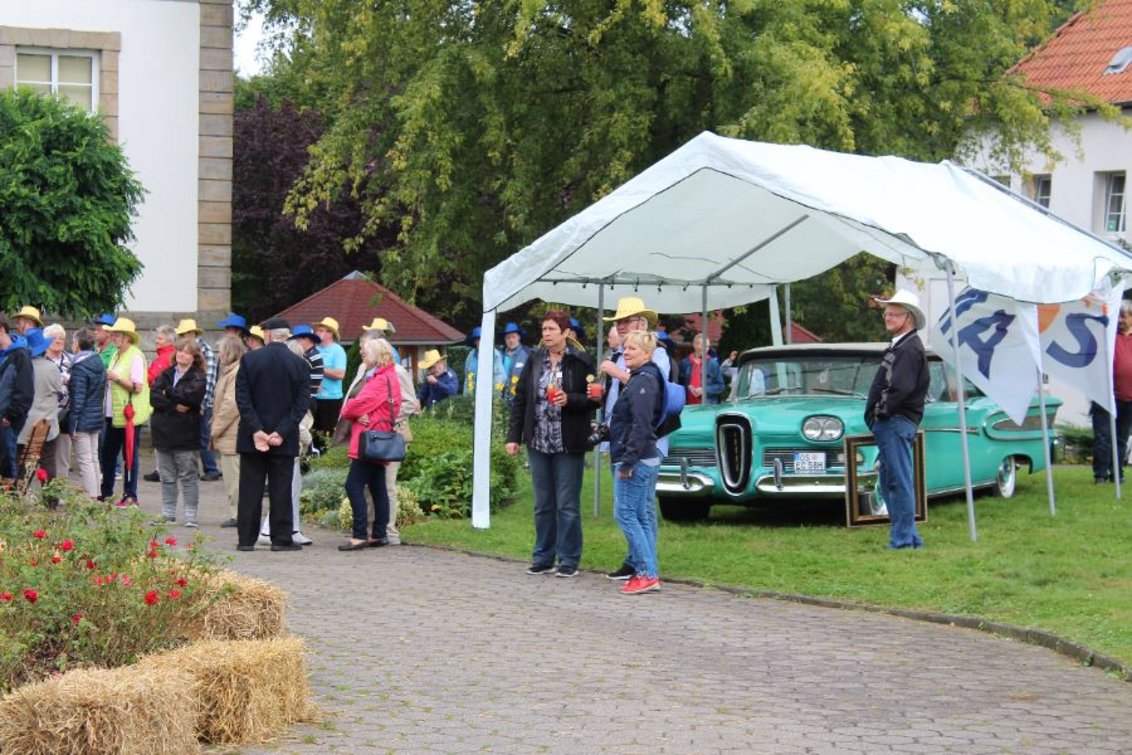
[483, 131, 1132, 314]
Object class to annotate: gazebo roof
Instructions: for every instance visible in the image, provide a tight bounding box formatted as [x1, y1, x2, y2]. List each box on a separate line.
[275, 272, 464, 345]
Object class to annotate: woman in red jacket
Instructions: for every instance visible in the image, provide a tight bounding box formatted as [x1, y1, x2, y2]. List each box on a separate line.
[338, 338, 401, 550]
[147, 325, 176, 386]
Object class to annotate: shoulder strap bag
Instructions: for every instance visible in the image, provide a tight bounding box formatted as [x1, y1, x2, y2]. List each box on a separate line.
[359, 374, 406, 463]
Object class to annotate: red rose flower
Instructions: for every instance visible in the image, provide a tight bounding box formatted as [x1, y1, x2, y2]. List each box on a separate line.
[35, 468, 47, 483]
[146, 549, 158, 559]
[86, 559, 96, 570]
[72, 613, 83, 625]
[94, 576, 104, 586]
[174, 577, 188, 587]
[149, 540, 159, 550]
[121, 575, 132, 586]
[23, 589, 37, 603]
[32, 529, 46, 539]
[51, 554, 61, 564]
[144, 590, 159, 605]
[164, 536, 177, 547]
[0, 593, 12, 602]
[167, 589, 181, 599]
[61, 540, 74, 552]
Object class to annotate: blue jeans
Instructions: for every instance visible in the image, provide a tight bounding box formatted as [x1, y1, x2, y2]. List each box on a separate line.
[199, 405, 220, 476]
[613, 461, 660, 577]
[527, 449, 584, 568]
[0, 424, 17, 479]
[99, 419, 141, 501]
[346, 459, 389, 541]
[1090, 401, 1132, 482]
[873, 415, 922, 549]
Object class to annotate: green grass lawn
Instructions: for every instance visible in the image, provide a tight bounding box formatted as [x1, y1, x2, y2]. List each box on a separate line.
[403, 462, 1132, 667]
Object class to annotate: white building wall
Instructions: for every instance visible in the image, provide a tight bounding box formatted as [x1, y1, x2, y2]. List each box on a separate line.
[3, 0, 201, 313]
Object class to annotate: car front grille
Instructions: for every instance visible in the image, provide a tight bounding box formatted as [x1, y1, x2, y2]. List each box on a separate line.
[662, 448, 717, 467]
[762, 448, 843, 473]
[716, 413, 753, 495]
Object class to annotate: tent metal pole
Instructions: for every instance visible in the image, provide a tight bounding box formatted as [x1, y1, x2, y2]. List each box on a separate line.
[1035, 364, 1056, 515]
[944, 263, 978, 541]
[470, 308, 498, 529]
[701, 285, 710, 402]
[594, 285, 605, 517]
[784, 283, 793, 344]
[769, 286, 784, 346]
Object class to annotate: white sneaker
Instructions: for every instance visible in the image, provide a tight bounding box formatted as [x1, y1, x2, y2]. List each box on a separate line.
[292, 531, 312, 545]
[256, 534, 271, 546]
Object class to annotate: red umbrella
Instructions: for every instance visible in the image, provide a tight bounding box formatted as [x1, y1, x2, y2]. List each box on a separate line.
[122, 402, 136, 474]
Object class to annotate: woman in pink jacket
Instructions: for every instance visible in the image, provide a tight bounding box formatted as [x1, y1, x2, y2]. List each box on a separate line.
[338, 338, 401, 550]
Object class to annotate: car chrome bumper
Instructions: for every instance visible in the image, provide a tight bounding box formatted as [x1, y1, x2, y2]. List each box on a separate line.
[656, 471, 715, 496]
[752, 471, 876, 497]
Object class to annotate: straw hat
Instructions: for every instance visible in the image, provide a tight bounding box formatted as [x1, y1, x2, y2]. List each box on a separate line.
[174, 318, 204, 336]
[314, 317, 340, 339]
[247, 325, 265, 343]
[108, 317, 141, 344]
[875, 290, 926, 331]
[419, 349, 444, 370]
[13, 306, 43, 327]
[603, 296, 658, 327]
[362, 317, 395, 334]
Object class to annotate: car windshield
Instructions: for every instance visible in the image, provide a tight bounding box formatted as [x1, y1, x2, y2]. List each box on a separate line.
[736, 354, 880, 398]
[735, 352, 976, 402]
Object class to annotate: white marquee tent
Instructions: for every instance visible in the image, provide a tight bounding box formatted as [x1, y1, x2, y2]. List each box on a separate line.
[471, 131, 1132, 530]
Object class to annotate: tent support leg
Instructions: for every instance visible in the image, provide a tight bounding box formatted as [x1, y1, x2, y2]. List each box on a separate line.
[471, 309, 498, 528]
[769, 286, 783, 346]
[784, 283, 792, 344]
[944, 265, 978, 542]
[1035, 365, 1056, 516]
[594, 286, 605, 517]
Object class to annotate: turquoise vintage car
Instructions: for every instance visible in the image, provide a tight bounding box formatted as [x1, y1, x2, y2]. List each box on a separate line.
[657, 343, 1060, 521]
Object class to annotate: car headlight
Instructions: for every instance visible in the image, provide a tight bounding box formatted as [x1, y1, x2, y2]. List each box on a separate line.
[802, 415, 844, 441]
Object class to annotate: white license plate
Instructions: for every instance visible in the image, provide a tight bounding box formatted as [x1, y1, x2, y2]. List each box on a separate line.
[794, 452, 826, 474]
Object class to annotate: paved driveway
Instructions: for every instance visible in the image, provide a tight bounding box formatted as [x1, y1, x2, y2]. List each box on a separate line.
[136, 465, 1132, 754]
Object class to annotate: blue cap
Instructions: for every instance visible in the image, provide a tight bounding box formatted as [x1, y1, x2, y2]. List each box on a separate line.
[568, 317, 586, 342]
[502, 322, 524, 336]
[24, 328, 49, 358]
[216, 313, 248, 331]
[465, 326, 483, 346]
[94, 313, 116, 327]
[289, 324, 319, 342]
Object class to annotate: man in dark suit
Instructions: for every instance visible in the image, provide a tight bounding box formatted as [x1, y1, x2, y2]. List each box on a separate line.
[235, 317, 310, 551]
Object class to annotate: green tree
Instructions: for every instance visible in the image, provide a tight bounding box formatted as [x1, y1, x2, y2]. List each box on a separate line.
[245, 0, 1115, 324]
[0, 89, 144, 317]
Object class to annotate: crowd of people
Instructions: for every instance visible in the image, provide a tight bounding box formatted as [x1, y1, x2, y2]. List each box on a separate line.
[0, 308, 419, 554]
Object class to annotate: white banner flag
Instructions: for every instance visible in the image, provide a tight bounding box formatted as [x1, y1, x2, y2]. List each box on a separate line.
[1037, 281, 1123, 413]
[934, 287, 1042, 424]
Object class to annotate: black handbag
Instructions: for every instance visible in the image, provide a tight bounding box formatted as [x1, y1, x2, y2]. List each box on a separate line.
[359, 374, 405, 463]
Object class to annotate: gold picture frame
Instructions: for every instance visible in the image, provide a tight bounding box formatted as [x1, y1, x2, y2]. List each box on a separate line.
[844, 431, 928, 527]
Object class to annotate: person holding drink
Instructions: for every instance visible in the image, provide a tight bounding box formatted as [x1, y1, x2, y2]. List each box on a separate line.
[505, 311, 598, 577]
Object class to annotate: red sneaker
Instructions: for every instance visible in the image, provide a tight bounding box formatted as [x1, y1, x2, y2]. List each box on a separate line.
[620, 576, 660, 595]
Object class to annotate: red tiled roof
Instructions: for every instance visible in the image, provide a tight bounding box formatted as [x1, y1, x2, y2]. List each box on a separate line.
[665, 312, 725, 346]
[1013, 0, 1132, 104]
[789, 321, 822, 344]
[274, 272, 464, 345]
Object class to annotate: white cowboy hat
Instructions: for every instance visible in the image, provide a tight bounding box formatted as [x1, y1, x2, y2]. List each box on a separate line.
[875, 290, 926, 331]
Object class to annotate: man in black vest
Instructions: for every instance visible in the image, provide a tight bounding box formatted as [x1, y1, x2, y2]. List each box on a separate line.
[235, 317, 310, 551]
[866, 291, 931, 550]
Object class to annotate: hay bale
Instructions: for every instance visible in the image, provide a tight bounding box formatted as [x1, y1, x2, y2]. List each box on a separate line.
[0, 665, 199, 755]
[189, 570, 287, 640]
[141, 637, 309, 745]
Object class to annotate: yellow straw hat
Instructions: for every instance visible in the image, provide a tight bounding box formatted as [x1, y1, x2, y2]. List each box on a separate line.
[108, 317, 141, 344]
[418, 349, 444, 370]
[247, 325, 265, 343]
[315, 317, 340, 339]
[362, 317, 395, 334]
[13, 306, 43, 327]
[174, 318, 203, 336]
[603, 296, 658, 327]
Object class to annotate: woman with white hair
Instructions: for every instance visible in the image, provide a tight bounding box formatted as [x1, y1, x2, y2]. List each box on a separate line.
[338, 337, 401, 550]
[43, 323, 72, 479]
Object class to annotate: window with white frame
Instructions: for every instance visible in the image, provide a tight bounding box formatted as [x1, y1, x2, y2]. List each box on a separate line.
[1104, 172, 1127, 234]
[1031, 174, 1052, 208]
[15, 50, 99, 113]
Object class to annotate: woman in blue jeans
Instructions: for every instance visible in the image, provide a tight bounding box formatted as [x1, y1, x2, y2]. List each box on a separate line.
[338, 338, 401, 551]
[505, 311, 597, 578]
[609, 329, 664, 595]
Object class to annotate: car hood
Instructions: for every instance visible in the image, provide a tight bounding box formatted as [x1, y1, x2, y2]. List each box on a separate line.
[670, 397, 870, 444]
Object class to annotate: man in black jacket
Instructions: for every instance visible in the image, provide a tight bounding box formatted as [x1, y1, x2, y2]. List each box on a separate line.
[235, 317, 310, 551]
[0, 320, 34, 480]
[865, 291, 930, 550]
